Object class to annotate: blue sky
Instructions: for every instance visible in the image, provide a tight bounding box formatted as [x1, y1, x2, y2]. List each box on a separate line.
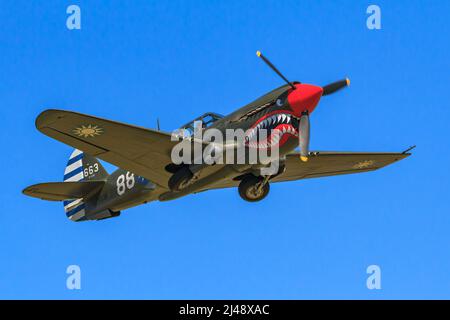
[0, 0, 449, 299]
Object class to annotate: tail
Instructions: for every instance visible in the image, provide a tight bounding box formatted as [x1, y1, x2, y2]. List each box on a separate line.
[63, 149, 108, 182]
[23, 149, 112, 222]
[62, 149, 108, 221]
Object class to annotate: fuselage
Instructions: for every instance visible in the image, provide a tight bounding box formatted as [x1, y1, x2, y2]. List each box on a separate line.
[159, 82, 323, 201]
[85, 168, 157, 219]
[87, 82, 324, 212]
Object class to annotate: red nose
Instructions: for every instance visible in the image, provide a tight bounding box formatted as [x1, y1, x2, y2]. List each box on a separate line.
[287, 83, 323, 115]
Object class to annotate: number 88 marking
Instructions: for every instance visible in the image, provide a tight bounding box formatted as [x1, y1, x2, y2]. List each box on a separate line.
[116, 171, 135, 195]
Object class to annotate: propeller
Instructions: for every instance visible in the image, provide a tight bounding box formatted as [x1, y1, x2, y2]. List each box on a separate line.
[322, 78, 350, 96]
[256, 51, 349, 162]
[256, 51, 296, 90]
[299, 112, 310, 162]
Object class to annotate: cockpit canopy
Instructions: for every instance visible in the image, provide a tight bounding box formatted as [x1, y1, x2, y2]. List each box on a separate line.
[179, 112, 224, 136]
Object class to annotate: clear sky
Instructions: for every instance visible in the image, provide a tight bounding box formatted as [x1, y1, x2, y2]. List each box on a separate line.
[0, 0, 449, 299]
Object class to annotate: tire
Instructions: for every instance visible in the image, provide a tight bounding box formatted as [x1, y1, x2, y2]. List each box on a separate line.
[238, 176, 270, 202]
[168, 167, 194, 191]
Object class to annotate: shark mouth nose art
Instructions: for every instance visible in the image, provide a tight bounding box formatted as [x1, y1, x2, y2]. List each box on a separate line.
[245, 111, 300, 149]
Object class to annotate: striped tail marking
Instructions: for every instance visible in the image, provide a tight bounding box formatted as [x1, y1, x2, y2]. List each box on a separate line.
[63, 149, 86, 221]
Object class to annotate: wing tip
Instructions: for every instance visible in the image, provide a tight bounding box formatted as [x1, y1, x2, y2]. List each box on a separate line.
[35, 109, 69, 131]
[22, 184, 38, 198]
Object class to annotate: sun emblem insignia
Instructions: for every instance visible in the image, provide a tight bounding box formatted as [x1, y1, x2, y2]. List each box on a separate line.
[353, 160, 375, 169]
[73, 125, 104, 138]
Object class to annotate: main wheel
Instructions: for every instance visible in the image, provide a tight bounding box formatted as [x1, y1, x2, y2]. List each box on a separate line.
[238, 176, 270, 202]
[168, 167, 193, 191]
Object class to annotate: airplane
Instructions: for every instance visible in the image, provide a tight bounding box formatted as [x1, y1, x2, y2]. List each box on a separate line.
[23, 51, 413, 222]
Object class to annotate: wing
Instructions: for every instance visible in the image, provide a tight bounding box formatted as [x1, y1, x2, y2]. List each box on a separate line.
[271, 151, 410, 182]
[197, 151, 410, 191]
[36, 109, 180, 189]
[23, 181, 105, 201]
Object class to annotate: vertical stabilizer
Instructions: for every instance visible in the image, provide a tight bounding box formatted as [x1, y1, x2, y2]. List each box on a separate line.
[63, 149, 108, 221]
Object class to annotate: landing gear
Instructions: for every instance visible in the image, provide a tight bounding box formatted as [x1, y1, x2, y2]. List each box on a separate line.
[238, 176, 270, 202]
[168, 167, 194, 191]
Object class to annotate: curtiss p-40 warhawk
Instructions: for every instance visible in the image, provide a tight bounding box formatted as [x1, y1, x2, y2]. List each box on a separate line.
[23, 52, 413, 222]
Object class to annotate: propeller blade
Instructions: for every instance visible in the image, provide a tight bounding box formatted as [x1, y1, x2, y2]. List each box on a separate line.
[322, 78, 350, 96]
[256, 51, 296, 90]
[299, 112, 310, 162]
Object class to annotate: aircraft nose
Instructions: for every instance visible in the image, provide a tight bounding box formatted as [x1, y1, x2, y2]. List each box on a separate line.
[287, 84, 323, 115]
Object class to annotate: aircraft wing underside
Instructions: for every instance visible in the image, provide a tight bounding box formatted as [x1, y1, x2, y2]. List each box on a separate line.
[36, 109, 180, 189]
[36, 110, 410, 195]
[199, 151, 410, 191]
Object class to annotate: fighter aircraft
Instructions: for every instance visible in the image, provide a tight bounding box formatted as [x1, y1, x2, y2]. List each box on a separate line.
[23, 52, 413, 222]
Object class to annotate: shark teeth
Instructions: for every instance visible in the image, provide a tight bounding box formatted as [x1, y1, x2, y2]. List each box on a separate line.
[271, 115, 277, 123]
[246, 112, 300, 148]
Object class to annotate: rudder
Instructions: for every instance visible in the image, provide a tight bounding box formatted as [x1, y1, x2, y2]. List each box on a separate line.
[63, 149, 108, 221]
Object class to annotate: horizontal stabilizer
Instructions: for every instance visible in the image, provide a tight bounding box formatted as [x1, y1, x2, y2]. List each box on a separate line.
[22, 181, 105, 201]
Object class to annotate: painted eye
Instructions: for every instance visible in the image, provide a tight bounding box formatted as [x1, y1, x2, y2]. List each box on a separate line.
[276, 99, 283, 107]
